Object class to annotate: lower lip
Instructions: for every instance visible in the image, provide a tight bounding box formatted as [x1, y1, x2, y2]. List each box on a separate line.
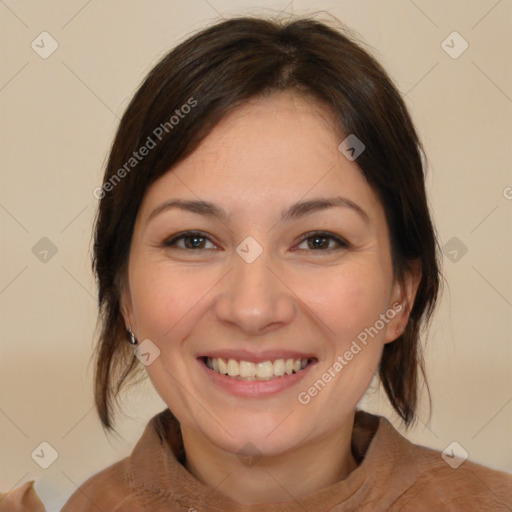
[197, 358, 317, 398]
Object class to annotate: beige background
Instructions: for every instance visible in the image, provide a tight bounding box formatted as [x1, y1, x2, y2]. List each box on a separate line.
[1, 0, 511, 510]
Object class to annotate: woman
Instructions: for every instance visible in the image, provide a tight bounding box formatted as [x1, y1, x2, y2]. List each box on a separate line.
[53, 13, 511, 511]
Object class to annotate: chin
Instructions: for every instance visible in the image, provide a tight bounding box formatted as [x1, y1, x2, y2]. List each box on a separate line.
[204, 412, 310, 458]
[219, 430, 301, 460]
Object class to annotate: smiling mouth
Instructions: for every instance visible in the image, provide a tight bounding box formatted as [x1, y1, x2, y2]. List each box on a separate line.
[200, 356, 317, 381]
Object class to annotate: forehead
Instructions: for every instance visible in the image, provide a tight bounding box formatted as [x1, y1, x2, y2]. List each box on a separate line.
[138, 91, 384, 225]
[188, 91, 345, 176]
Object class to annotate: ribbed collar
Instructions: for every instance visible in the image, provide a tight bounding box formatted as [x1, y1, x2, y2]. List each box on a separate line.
[126, 408, 410, 510]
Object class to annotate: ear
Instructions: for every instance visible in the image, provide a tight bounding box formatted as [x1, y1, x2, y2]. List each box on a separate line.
[118, 275, 134, 331]
[384, 259, 422, 343]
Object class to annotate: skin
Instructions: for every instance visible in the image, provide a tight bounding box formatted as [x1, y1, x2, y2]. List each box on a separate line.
[121, 90, 421, 504]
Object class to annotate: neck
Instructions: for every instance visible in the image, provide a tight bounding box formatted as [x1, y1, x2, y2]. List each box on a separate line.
[178, 413, 358, 505]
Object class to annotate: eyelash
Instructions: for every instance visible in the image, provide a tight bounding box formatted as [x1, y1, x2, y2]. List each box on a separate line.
[162, 230, 349, 253]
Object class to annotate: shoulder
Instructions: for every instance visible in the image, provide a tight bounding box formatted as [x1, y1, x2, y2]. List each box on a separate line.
[362, 413, 512, 511]
[60, 409, 176, 511]
[393, 440, 512, 511]
[60, 457, 142, 512]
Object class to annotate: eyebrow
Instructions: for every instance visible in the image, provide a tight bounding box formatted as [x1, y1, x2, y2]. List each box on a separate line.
[146, 196, 370, 225]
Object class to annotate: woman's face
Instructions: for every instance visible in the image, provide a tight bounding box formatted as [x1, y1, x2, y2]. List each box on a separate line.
[122, 91, 417, 457]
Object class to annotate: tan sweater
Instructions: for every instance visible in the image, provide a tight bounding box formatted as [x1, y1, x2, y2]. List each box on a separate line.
[2, 409, 511, 511]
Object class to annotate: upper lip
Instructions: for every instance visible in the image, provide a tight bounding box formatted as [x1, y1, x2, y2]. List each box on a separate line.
[198, 349, 317, 364]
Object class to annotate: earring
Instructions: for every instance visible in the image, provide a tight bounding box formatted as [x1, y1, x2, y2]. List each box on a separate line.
[396, 324, 405, 335]
[127, 326, 138, 345]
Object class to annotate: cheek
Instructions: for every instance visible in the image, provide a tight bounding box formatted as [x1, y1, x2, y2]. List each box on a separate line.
[298, 261, 390, 341]
[129, 261, 208, 341]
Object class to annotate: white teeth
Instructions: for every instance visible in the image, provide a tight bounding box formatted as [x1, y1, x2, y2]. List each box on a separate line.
[205, 356, 311, 380]
[273, 358, 285, 376]
[239, 360, 256, 378]
[218, 358, 228, 375]
[227, 359, 239, 377]
[256, 361, 274, 378]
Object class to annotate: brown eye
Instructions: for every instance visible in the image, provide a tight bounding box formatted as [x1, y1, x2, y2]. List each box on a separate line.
[295, 231, 349, 252]
[163, 231, 216, 250]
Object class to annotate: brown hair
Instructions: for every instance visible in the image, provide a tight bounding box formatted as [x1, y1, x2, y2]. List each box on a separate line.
[92, 14, 442, 432]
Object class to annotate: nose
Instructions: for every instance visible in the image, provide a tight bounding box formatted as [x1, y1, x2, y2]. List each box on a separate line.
[214, 245, 296, 335]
